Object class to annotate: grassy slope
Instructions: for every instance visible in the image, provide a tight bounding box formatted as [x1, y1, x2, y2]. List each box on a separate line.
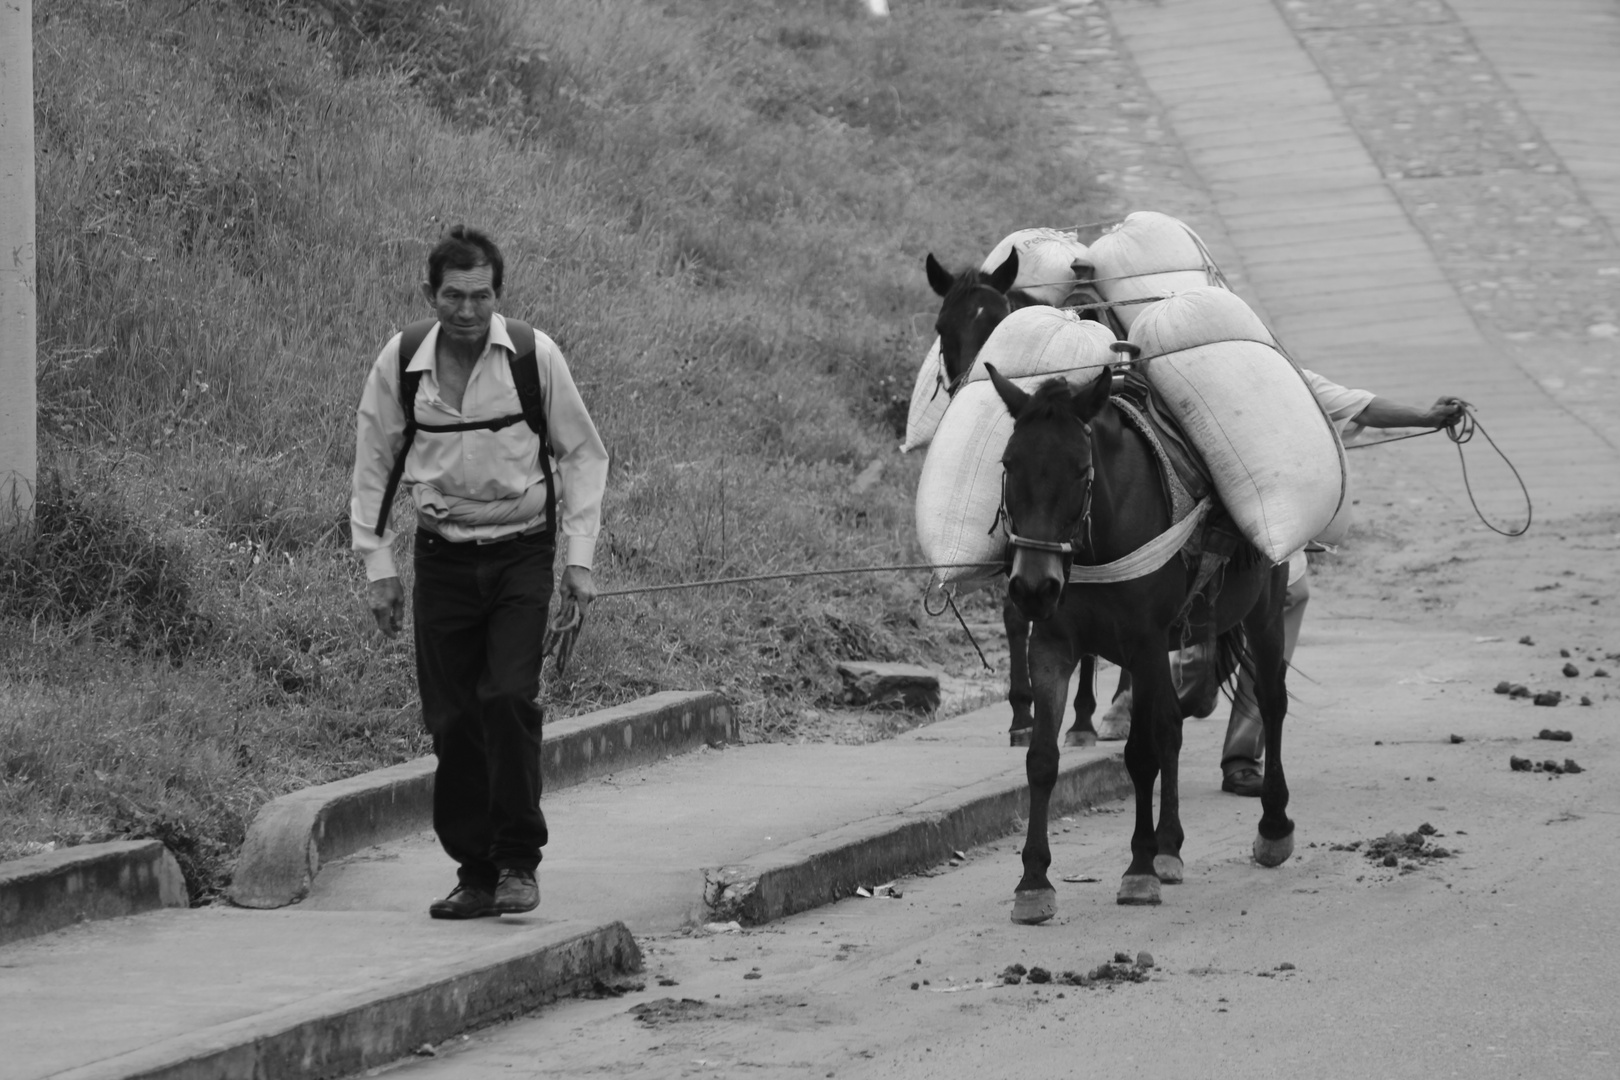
[2, 0, 1101, 896]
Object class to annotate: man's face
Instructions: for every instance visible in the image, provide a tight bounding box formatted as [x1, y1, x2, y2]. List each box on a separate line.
[425, 264, 497, 348]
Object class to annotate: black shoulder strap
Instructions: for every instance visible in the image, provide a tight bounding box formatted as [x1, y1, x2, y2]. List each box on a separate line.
[374, 320, 437, 537]
[501, 318, 557, 538]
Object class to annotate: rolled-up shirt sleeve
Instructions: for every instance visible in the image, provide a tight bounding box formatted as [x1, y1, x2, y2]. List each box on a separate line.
[535, 334, 609, 569]
[351, 336, 409, 581]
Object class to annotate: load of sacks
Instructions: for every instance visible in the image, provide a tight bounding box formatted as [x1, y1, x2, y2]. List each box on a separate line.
[913, 212, 1348, 586]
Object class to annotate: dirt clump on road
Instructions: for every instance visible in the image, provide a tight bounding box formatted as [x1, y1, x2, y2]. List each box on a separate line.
[629, 998, 717, 1025]
[1333, 824, 1456, 867]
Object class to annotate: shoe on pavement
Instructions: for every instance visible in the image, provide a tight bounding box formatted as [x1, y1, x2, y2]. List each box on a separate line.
[428, 884, 498, 920]
[494, 868, 539, 914]
[1221, 761, 1264, 797]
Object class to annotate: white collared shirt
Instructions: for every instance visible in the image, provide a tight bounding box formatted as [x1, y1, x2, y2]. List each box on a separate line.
[350, 313, 609, 581]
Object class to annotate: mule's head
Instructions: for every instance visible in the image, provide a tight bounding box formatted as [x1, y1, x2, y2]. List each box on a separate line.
[925, 248, 1021, 392]
[989, 363, 1114, 623]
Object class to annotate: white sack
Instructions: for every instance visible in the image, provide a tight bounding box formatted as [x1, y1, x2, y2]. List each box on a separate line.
[1130, 286, 1346, 564]
[916, 370, 1104, 585]
[901, 337, 948, 453]
[901, 308, 1115, 453]
[1090, 211, 1226, 331]
[981, 228, 1094, 306]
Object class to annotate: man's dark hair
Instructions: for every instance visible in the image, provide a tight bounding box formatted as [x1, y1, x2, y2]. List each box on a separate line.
[427, 225, 504, 296]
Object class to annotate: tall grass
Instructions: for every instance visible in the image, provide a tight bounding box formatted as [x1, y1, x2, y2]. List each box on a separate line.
[6, 0, 1101, 896]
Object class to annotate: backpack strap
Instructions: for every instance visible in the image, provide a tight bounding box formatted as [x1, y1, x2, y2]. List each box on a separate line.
[374, 319, 436, 537]
[502, 319, 557, 539]
[372, 318, 557, 539]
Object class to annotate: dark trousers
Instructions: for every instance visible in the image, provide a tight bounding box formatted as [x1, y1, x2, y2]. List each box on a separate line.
[413, 528, 554, 890]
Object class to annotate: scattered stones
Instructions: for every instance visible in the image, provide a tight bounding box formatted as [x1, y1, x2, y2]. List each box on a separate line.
[1533, 691, 1562, 706]
[1560, 648, 1571, 658]
[1509, 684, 1532, 698]
[1596, 669, 1610, 678]
[1001, 963, 1027, 985]
[1136, 951, 1154, 969]
[1027, 966, 1052, 984]
[1562, 662, 1580, 677]
[1519, 635, 1535, 645]
[1512, 755, 1583, 775]
[1449, 734, 1465, 744]
[1581, 696, 1593, 706]
[1277, 962, 1296, 971]
[1493, 681, 1511, 694]
[1536, 729, 1573, 741]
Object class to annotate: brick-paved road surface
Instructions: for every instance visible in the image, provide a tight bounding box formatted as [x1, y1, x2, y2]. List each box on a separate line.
[1025, 0, 1620, 524]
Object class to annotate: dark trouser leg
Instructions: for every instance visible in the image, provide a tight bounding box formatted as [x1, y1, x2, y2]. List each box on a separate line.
[1223, 573, 1309, 766]
[479, 535, 552, 873]
[416, 531, 554, 888]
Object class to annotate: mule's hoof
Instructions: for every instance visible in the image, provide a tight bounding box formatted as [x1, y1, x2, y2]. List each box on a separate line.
[1253, 832, 1295, 868]
[1116, 874, 1161, 905]
[1012, 888, 1057, 924]
[1152, 855, 1184, 884]
[1094, 718, 1130, 742]
[1064, 727, 1098, 748]
[1009, 728, 1031, 748]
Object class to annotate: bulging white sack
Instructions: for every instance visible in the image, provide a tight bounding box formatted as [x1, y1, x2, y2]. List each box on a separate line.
[981, 228, 1094, 306]
[916, 370, 1099, 585]
[901, 308, 1115, 453]
[1090, 211, 1226, 331]
[901, 337, 948, 453]
[1130, 286, 1346, 564]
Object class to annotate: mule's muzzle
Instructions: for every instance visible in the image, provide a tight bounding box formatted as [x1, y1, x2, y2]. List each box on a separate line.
[1007, 547, 1066, 622]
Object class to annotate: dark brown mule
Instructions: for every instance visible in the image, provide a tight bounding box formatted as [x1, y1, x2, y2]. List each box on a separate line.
[986, 366, 1294, 922]
[924, 248, 1126, 746]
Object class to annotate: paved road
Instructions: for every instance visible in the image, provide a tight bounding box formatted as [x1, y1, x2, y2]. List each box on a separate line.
[372, 1, 1620, 1075]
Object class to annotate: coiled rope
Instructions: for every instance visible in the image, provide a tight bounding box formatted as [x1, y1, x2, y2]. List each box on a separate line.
[1345, 404, 1531, 537]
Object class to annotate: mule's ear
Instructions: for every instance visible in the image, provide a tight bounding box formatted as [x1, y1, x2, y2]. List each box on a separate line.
[986, 248, 1019, 294]
[986, 363, 1029, 417]
[1073, 365, 1113, 422]
[925, 253, 955, 297]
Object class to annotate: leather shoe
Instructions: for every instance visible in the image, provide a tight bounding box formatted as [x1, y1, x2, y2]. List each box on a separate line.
[428, 884, 498, 920]
[1221, 761, 1264, 797]
[494, 868, 539, 914]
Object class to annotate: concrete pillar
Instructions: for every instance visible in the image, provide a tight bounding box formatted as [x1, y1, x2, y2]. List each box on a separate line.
[0, 0, 37, 525]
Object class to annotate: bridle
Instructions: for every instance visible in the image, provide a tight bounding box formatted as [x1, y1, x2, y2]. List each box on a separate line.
[996, 421, 1096, 581]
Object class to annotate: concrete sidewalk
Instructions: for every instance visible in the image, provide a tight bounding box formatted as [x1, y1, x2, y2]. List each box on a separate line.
[0, 702, 1128, 1080]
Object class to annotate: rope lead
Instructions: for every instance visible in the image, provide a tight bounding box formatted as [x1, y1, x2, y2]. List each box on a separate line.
[1346, 405, 1531, 537]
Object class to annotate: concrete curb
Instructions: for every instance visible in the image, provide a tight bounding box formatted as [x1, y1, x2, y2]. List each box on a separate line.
[230, 691, 735, 909]
[48, 919, 641, 1080]
[0, 840, 187, 946]
[703, 751, 1133, 925]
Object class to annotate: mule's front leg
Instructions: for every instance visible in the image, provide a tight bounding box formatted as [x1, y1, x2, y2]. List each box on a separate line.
[1118, 646, 1182, 904]
[1005, 599, 1034, 747]
[1013, 632, 1078, 924]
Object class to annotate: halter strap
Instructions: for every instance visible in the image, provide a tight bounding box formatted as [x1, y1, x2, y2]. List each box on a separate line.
[1000, 422, 1096, 559]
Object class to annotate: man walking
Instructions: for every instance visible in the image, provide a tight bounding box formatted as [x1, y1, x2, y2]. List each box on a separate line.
[1214, 372, 1464, 795]
[351, 226, 609, 918]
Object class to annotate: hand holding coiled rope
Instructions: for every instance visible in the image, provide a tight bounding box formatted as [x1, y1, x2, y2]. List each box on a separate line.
[1348, 399, 1531, 537]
